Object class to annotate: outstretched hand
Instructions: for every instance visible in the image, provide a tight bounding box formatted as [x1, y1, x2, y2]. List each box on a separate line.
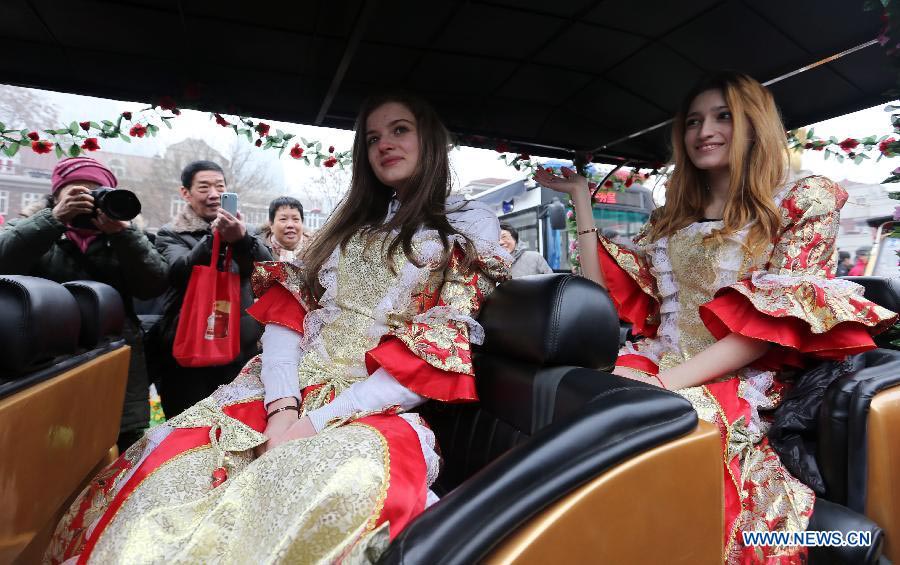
[533, 166, 590, 197]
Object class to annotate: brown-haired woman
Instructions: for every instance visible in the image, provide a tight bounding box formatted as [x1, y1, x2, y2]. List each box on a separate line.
[536, 72, 897, 563]
[46, 94, 510, 563]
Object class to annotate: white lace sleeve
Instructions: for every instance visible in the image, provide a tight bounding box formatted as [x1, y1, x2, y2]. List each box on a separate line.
[306, 368, 426, 432]
[260, 323, 301, 407]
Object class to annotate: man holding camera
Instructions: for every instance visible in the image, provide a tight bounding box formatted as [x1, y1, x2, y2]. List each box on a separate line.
[0, 156, 168, 450]
[154, 160, 272, 418]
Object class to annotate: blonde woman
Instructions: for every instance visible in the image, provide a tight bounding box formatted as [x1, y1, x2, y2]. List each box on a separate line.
[537, 72, 897, 563]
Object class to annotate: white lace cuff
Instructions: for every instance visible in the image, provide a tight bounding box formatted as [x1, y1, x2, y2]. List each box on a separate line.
[307, 367, 426, 432]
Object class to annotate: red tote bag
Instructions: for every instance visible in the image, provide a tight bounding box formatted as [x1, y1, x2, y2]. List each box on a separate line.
[173, 231, 242, 367]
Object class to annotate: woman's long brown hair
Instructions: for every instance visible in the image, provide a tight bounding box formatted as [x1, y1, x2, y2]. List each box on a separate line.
[302, 92, 476, 299]
[649, 72, 787, 255]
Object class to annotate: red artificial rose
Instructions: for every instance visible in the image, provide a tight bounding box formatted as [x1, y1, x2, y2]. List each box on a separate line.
[214, 113, 230, 127]
[173, 109, 181, 116]
[129, 124, 147, 138]
[879, 137, 896, 156]
[27, 131, 40, 141]
[624, 177, 634, 188]
[81, 138, 100, 151]
[813, 144, 825, 151]
[324, 156, 338, 168]
[79, 121, 91, 132]
[158, 96, 178, 111]
[839, 138, 859, 152]
[604, 180, 614, 188]
[254, 139, 262, 147]
[643, 173, 650, 180]
[121, 111, 132, 120]
[804, 142, 813, 149]
[255, 122, 270, 136]
[289, 143, 304, 159]
[495, 142, 509, 153]
[518, 153, 530, 161]
[31, 140, 53, 154]
[328, 145, 335, 153]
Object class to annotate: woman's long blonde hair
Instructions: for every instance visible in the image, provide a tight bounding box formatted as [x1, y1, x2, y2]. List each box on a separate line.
[649, 72, 787, 255]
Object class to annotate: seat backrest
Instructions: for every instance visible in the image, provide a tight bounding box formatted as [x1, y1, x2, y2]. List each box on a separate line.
[818, 348, 900, 510]
[0, 276, 80, 378]
[63, 280, 125, 349]
[426, 274, 621, 494]
[842, 276, 900, 314]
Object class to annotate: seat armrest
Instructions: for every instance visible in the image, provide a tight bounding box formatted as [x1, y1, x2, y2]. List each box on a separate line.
[379, 373, 697, 565]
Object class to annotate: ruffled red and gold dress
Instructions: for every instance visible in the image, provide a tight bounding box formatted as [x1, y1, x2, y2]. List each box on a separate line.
[44, 199, 510, 564]
[595, 176, 896, 564]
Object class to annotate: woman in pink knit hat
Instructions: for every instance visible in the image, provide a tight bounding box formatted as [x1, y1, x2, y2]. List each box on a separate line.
[0, 156, 169, 450]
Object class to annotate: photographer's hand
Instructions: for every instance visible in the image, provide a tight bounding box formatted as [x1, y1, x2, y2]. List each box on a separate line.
[92, 211, 129, 234]
[52, 185, 95, 224]
[214, 209, 247, 243]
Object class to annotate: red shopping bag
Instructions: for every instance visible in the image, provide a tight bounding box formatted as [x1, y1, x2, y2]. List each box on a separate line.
[173, 231, 241, 367]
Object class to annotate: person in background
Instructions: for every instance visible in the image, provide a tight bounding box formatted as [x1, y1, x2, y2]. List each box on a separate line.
[848, 247, 870, 276]
[836, 250, 852, 277]
[0, 156, 168, 451]
[260, 196, 305, 261]
[499, 222, 553, 277]
[154, 160, 272, 418]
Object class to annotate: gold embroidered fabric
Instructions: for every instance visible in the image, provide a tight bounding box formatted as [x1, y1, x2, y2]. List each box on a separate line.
[88, 424, 390, 564]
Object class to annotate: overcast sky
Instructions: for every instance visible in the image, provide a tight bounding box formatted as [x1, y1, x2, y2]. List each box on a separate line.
[8, 84, 899, 195]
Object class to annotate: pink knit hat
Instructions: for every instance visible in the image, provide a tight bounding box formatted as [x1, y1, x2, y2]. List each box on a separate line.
[50, 157, 118, 194]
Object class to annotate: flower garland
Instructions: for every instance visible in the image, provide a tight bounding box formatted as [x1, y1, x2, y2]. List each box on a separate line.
[0, 95, 351, 169]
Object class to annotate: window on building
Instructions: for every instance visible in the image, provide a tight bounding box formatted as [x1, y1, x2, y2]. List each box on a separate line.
[170, 198, 184, 218]
[109, 159, 126, 180]
[21, 192, 45, 210]
[0, 191, 8, 214]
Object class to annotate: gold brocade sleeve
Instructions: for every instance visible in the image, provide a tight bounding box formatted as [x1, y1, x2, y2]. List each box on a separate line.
[390, 248, 511, 376]
[709, 176, 896, 336]
[596, 230, 658, 302]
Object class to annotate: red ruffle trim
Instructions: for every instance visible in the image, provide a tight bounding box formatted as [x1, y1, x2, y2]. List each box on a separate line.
[365, 336, 478, 403]
[246, 284, 306, 333]
[596, 243, 659, 338]
[699, 289, 877, 371]
[616, 354, 659, 375]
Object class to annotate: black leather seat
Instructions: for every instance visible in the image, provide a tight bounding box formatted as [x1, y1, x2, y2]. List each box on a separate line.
[63, 280, 125, 350]
[0, 275, 80, 378]
[380, 275, 704, 564]
[0, 276, 130, 562]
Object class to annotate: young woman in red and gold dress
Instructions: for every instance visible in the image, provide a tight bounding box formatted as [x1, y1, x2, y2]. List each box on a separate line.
[536, 72, 897, 563]
[46, 94, 510, 563]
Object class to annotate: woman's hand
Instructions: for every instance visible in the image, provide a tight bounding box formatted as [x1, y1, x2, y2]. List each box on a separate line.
[257, 397, 301, 457]
[92, 211, 129, 234]
[534, 166, 590, 198]
[613, 366, 665, 388]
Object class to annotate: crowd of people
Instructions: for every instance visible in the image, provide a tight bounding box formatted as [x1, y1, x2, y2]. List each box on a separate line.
[0, 73, 894, 563]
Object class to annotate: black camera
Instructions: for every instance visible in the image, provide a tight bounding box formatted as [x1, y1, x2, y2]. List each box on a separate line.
[70, 187, 142, 230]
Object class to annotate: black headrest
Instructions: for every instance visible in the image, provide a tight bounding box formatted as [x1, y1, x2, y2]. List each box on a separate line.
[0, 276, 81, 376]
[477, 274, 619, 370]
[842, 276, 900, 314]
[63, 281, 125, 349]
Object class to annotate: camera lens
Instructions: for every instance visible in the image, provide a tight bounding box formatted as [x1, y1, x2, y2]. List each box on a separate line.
[97, 189, 141, 221]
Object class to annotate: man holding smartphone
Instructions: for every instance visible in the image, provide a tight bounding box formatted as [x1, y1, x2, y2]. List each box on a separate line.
[154, 160, 272, 417]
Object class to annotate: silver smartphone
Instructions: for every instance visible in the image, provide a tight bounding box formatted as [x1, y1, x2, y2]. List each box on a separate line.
[221, 192, 239, 216]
